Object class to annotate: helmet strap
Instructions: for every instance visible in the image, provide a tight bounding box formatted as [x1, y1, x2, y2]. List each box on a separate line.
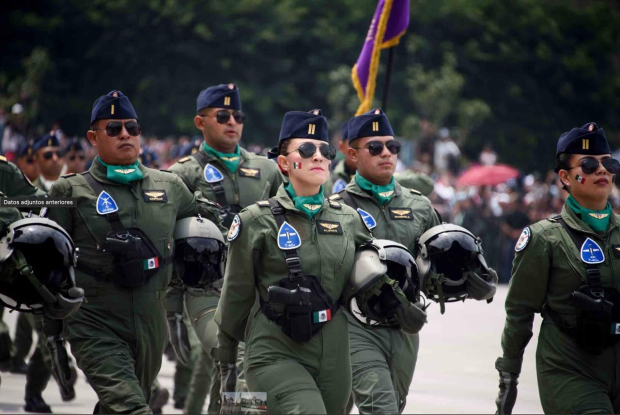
[12, 250, 57, 305]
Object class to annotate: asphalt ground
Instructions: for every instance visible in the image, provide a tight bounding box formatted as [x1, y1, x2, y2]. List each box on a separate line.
[0, 285, 544, 414]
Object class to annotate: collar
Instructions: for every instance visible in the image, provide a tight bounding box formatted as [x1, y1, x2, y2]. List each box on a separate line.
[565, 195, 613, 233]
[284, 182, 324, 218]
[273, 183, 328, 214]
[353, 172, 398, 205]
[91, 156, 148, 185]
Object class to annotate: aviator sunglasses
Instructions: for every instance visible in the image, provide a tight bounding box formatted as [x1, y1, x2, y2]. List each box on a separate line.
[286, 142, 337, 160]
[92, 121, 141, 137]
[202, 110, 246, 125]
[353, 140, 401, 156]
[568, 157, 620, 175]
[42, 150, 63, 160]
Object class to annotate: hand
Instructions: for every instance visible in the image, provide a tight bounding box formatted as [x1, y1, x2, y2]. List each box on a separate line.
[46, 335, 74, 400]
[495, 357, 519, 414]
[394, 301, 428, 334]
[167, 313, 191, 366]
[466, 269, 498, 301]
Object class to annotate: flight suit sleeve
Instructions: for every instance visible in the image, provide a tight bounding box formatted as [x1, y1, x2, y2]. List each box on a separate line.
[499, 223, 550, 374]
[172, 176, 226, 236]
[47, 180, 74, 233]
[353, 209, 373, 246]
[165, 286, 184, 314]
[5, 162, 43, 197]
[214, 209, 260, 364]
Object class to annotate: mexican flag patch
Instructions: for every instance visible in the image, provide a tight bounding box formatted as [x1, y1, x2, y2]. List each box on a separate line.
[312, 309, 331, 323]
[143, 257, 159, 270]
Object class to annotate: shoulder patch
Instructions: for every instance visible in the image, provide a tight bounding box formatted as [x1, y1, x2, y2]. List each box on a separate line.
[227, 215, 242, 241]
[515, 227, 531, 252]
[410, 188, 421, 195]
[0, 155, 6, 163]
[256, 200, 270, 207]
[61, 173, 77, 178]
[178, 157, 191, 163]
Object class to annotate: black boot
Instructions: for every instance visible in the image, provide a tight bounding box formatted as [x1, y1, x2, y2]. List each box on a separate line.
[24, 395, 52, 413]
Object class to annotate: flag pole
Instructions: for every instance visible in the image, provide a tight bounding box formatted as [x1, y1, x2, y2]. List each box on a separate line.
[381, 46, 396, 113]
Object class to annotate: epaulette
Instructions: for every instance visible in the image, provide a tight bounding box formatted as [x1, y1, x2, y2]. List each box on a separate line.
[328, 199, 342, 209]
[159, 169, 173, 174]
[256, 200, 270, 207]
[0, 155, 7, 163]
[178, 157, 191, 163]
[547, 215, 562, 223]
[328, 194, 342, 201]
[61, 173, 77, 178]
[410, 188, 421, 195]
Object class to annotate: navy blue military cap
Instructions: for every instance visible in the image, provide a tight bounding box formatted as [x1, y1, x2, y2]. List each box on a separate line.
[277, 109, 328, 153]
[91, 90, 138, 125]
[556, 122, 610, 156]
[33, 132, 60, 152]
[196, 83, 241, 112]
[16, 140, 36, 158]
[64, 138, 84, 154]
[348, 108, 394, 143]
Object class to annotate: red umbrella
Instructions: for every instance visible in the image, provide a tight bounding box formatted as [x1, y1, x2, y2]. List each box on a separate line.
[456, 164, 519, 187]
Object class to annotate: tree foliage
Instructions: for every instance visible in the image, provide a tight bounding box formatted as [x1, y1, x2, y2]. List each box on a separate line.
[1, 0, 618, 172]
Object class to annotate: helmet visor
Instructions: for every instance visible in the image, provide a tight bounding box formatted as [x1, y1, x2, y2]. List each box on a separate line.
[426, 231, 480, 257]
[12, 223, 75, 266]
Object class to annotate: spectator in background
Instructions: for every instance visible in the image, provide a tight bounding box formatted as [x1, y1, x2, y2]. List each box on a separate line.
[434, 127, 460, 177]
[479, 144, 497, 166]
[1, 104, 26, 161]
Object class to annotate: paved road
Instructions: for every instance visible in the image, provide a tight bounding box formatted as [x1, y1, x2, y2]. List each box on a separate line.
[0, 285, 544, 414]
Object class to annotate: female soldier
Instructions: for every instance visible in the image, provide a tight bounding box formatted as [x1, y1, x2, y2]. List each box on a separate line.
[214, 109, 371, 414]
[495, 122, 620, 414]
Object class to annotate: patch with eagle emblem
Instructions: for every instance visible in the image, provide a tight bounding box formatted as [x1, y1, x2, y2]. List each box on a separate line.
[316, 220, 343, 235]
[114, 168, 136, 174]
[142, 190, 168, 202]
[589, 213, 609, 220]
[239, 168, 261, 179]
[389, 208, 413, 220]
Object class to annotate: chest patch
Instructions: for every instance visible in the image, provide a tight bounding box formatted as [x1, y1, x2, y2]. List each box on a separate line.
[277, 221, 301, 250]
[332, 178, 347, 194]
[142, 190, 168, 202]
[317, 220, 343, 235]
[204, 164, 224, 183]
[581, 237, 605, 264]
[357, 208, 377, 231]
[96, 190, 119, 215]
[515, 227, 531, 252]
[239, 168, 261, 179]
[389, 208, 413, 220]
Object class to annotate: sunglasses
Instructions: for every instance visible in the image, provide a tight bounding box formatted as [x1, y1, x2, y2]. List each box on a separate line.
[93, 121, 141, 137]
[42, 150, 63, 160]
[69, 155, 86, 161]
[353, 140, 401, 156]
[569, 157, 620, 175]
[203, 110, 245, 125]
[25, 157, 35, 164]
[286, 142, 337, 160]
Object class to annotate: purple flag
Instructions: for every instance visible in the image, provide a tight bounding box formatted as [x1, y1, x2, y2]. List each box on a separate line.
[352, 0, 410, 115]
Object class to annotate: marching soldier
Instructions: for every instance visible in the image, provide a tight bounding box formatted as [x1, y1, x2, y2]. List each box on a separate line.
[46, 90, 222, 414]
[495, 123, 620, 414]
[167, 83, 282, 413]
[330, 109, 440, 413]
[32, 133, 64, 193]
[214, 109, 372, 413]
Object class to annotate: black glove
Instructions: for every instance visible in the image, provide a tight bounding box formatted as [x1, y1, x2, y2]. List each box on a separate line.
[467, 269, 498, 301]
[167, 313, 191, 366]
[394, 301, 428, 334]
[46, 334, 74, 400]
[495, 357, 519, 415]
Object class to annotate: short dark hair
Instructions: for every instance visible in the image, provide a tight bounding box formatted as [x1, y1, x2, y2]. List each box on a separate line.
[278, 139, 291, 157]
[556, 153, 572, 172]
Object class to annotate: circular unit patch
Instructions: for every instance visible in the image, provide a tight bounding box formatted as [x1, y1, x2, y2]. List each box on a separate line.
[515, 227, 531, 252]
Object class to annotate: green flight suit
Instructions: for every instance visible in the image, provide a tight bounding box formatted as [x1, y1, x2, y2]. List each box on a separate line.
[0, 157, 45, 197]
[393, 171, 435, 197]
[499, 205, 620, 413]
[332, 179, 440, 414]
[325, 159, 355, 196]
[47, 158, 221, 414]
[214, 184, 371, 414]
[169, 145, 282, 413]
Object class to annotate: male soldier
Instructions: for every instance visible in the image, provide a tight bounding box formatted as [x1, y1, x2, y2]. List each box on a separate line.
[168, 83, 282, 413]
[326, 121, 356, 195]
[330, 109, 441, 414]
[47, 90, 223, 414]
[15, 141, 40, 183]
[63, 138, 88, 174]
[33, 133, 65, 193]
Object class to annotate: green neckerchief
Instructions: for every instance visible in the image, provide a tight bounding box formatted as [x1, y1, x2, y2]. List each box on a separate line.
[285, 182, 324, 218]
[567, 194, 612, 233]
[202, 142, 241, 173]
[355, 172, 395, 206]
[97, 156, 143, 185]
